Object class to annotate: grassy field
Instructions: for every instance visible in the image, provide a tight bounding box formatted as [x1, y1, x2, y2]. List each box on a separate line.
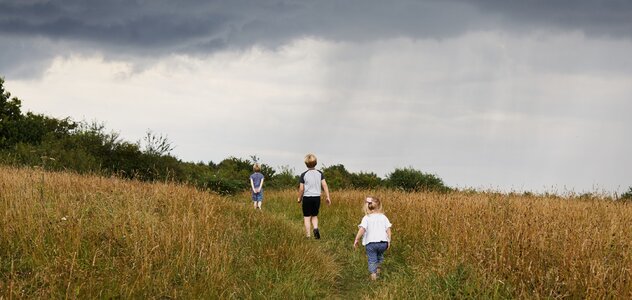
[2, 166, 632, 299]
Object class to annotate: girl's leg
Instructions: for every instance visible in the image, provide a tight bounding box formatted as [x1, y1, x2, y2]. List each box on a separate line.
[376, 242, 388, 273]
[253, 201, 257, 209]
[257, 200, 262, 209]
[303, 217, 312, 237]
[366, 243, 379, 279]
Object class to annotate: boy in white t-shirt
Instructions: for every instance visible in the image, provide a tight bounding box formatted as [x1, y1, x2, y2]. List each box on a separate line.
[353, 196, 392, 281]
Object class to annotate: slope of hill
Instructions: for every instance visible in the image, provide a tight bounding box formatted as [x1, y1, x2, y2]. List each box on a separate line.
[2, 166, 632, 299]
[0, 166, 338, 298]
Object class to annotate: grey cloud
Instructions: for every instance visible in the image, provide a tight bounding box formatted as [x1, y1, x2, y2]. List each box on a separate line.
[2, 0, 631, 48]
[465, 0, 632, 38]
[2, 0, 632, 78]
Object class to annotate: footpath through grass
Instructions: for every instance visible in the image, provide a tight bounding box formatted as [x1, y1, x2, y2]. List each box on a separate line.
[235, 190, 416, 299]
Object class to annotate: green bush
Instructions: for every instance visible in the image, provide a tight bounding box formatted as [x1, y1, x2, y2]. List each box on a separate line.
[350, 171, 382, 189]
[322, 164, 353, 190]
[620, 187, 632, 201]
[268, 166, 298, 189]
[203, 176, 244, 195]
[386, 167, 449, 192]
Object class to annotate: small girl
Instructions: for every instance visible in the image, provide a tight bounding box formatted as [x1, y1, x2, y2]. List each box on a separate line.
[353, 196, 392, 281]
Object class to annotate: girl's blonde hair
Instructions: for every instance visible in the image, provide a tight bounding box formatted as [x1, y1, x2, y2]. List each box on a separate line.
[364, 196, 383, 214]
[304, 153, 317, 168]
[253, 163, 261, 172]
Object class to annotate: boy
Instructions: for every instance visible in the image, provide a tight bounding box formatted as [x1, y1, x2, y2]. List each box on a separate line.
[297, 153, 331, 239]
[250, 163, 264, 210]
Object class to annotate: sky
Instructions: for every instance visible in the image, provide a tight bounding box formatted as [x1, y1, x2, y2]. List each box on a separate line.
[1, 0, 631, 193]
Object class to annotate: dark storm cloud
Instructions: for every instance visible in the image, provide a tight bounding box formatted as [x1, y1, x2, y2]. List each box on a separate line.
[467, 0, 632, 38]
[1, 0, 632, 77]
[0, 1, 231, 48]
[0, 0, 478, 50]
[2, 0, 631, 47]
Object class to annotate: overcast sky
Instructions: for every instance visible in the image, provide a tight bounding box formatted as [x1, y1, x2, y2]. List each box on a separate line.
[1, 0, 631, 193]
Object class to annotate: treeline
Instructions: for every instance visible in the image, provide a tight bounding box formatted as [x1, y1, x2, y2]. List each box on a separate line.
[0, 77, 451, 194]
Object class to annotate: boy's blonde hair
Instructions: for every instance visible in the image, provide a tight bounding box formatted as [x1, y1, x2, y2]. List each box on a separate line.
[253, 163, 261, 172]
[304, 153, 317, 168]
[364, 196, 383, 214]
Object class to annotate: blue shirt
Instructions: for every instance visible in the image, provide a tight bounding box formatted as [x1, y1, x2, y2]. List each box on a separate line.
[250, 172, 264, 189]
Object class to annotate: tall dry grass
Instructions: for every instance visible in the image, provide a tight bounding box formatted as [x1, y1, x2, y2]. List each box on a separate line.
[387, 191, 632, 299]
[0, 166, 339, 299]
[3, 165, 632, 299]
[263, 189, 632, 299]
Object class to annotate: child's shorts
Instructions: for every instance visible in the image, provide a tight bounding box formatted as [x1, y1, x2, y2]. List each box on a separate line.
[302, 196, 320, 216]
[252, 191, 263, 202]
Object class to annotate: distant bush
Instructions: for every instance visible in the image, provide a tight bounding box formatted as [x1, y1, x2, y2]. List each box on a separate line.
[350, 172, 383, 189]
[387, 167, 450, 192]
[268, 166, 298, 189]
[322, 164, 353, 190]
[204, 176, 244, 196]
[621, 187, 632, 201]
[1, 76, 455, 196]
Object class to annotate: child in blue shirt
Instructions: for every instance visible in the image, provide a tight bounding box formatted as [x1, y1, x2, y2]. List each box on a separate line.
[250, 163, 264, 210]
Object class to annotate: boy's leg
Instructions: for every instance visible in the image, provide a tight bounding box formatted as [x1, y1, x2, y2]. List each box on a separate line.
[311, 216, 320, 239]
[303, 217, 312, 237]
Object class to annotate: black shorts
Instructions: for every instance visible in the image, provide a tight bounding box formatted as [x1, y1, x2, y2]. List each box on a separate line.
[302, 196, 321, 217]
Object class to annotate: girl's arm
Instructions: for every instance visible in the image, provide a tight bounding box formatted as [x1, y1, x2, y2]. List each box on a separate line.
[297, 183, 304, 203]
[250, 178, 256, 193]
[387, 227, 392, 249]
[353, 227, 365, 249]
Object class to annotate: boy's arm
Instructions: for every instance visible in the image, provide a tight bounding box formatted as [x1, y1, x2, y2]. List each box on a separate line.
[250, 178, 256, 193]
[387, 227, 392, 249]
[297, 183, 304, 203]
[353, 227, 365, 249]
[258, 178, 264, 193]
[322, 179, 331, 205]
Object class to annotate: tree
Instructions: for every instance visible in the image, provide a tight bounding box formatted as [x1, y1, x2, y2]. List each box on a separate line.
[142, 130, 174, 156]
[1, 77, 25, 148]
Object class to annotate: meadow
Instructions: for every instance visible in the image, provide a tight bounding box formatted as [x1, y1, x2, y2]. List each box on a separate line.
[1, 166, 631, 299]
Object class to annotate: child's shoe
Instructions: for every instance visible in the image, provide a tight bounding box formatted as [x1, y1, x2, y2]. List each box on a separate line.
[313, 228, 320, 239]
[369, 273, 377, 281]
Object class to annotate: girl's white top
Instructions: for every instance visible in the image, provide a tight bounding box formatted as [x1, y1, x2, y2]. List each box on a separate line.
[358, 213, 392, 246]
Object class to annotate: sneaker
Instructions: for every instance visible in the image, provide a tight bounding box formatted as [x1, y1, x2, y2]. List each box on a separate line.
[313, 228, 320, 239]
[369, 273, 378, 281]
